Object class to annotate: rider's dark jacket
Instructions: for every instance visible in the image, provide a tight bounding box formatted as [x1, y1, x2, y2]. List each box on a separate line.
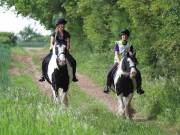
[51, 30, 70, 46]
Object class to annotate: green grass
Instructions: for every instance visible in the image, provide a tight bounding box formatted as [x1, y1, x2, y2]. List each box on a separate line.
[11, 46, 28, 55]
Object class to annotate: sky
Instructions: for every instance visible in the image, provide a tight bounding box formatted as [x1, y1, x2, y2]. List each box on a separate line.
[0, 6, 51, 35]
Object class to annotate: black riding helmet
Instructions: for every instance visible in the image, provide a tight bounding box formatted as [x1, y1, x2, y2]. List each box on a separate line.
[119, 29, 130, 37]
[55, 18, 67, 26]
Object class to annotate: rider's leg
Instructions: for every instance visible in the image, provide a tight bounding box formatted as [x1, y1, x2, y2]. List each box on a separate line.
[66, 53, 78, 82]
[135, 69, 144, 95]
[39, 52, 52, 82]
[104, 63, 118, 93]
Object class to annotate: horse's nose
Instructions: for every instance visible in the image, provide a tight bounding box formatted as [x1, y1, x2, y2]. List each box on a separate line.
[59, 60, 66, 66]
[130, 68, 137, 78]
[61, 60, 66, 65]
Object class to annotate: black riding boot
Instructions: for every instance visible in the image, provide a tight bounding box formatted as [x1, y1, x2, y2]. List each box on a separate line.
[39, 59, 46, 82]
[137, 87, 144, 95]
[136, 69, 144, 95]
[39, 52, 52, 82]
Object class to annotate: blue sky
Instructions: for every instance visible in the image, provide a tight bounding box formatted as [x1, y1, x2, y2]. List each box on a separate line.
[0, 6, 50, 35]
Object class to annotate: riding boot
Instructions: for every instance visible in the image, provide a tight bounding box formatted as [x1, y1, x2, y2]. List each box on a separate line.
[137, 87, 144, 95]
[72, 75, 78, 82]
[135, 68, 144, 95]
[103, 85, 110, 94]
[72, 59, 78, 82]
[39, 52, 52, 82]
[104, 63, 118, 94]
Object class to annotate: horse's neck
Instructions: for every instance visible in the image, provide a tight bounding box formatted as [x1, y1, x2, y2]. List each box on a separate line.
[114, 58, 129, 85]
[116, 58, 129, 75]
[49, 54, 58, 69]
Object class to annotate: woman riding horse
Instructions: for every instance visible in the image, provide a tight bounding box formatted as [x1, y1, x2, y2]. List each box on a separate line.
[104, 29, 144, 95]
[39, 18, 78, 82]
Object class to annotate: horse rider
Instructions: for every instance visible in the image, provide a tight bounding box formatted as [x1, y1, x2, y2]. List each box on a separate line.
[104, 29, 144, 95]
[39, 18, 78, 82]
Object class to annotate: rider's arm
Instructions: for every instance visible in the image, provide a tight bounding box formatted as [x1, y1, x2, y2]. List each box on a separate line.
[50, 28, 59, 50]
[114, 42, 120, 62]
[114, 51, 120, 62]
[67, 37, 70, 50]
[50, 36, 55, 50]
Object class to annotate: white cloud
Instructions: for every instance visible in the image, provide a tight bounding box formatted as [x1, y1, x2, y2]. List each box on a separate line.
[0, 6, 51, 35]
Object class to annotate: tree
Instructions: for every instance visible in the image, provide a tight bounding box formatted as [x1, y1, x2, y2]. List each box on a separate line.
[18, 25, 39, 41]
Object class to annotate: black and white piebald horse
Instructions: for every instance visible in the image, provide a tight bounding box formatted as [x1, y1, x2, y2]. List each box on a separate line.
[113, 51, 138, 119]
[46, 44, 73, 106]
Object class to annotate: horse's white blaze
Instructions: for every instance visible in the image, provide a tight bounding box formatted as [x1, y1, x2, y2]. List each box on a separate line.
[127, 58, 135, 68]
[59, 54, 65, 62]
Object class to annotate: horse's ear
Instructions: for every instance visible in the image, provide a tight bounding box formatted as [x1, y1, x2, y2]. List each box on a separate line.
[126, 52, 130, 57]
[130, 45, 134, 52]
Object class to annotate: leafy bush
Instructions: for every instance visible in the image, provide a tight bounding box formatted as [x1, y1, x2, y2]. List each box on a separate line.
[0, 32, 17, 46]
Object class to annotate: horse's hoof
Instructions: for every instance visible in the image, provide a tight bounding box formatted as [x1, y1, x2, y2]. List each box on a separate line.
[72, 78, 78, 82]
[137, 88, 145, 95]
[103, 86, 110, 94]
[39, 77, 45, 82]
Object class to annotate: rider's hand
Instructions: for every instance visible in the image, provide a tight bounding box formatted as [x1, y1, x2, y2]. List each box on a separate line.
[50, 49, 52, 53]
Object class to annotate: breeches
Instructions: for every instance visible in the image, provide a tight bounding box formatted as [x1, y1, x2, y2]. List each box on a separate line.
[42, 52, 52, 78]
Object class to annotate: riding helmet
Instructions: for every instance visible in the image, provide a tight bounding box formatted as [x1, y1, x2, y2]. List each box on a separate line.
[55, 18, 67, 26]
[119, 29, 130, 37]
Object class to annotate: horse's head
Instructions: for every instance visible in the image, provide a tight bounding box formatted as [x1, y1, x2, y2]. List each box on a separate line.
[121, 51, 137, 78]
[53, 44, 67, 66]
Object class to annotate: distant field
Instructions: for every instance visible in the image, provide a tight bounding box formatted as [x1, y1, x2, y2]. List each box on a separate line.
[17, 41, 48, 48]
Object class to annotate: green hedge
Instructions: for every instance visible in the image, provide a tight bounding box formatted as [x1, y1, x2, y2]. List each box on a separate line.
[0, 32, 17, 46]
